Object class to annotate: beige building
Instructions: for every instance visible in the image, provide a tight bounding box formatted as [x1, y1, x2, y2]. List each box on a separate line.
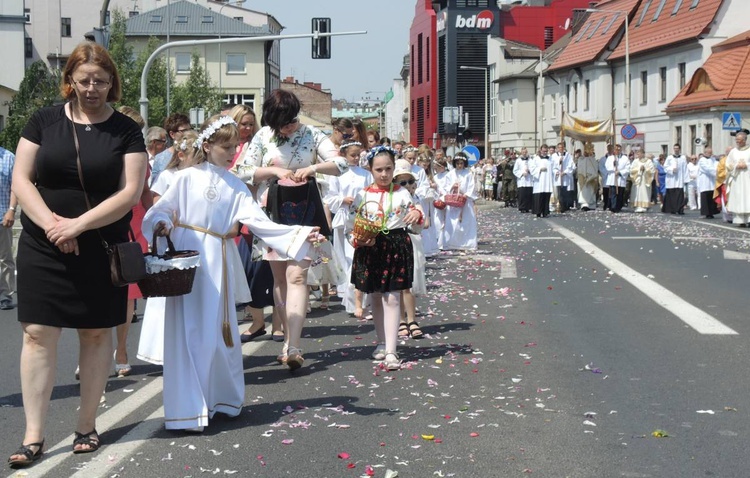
[0, 0, 26, 132]
[280, 76, 332, 127]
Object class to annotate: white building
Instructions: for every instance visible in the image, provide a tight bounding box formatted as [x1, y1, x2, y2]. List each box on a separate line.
[547, 0, 745, 157]
[0, 0, 26, 131]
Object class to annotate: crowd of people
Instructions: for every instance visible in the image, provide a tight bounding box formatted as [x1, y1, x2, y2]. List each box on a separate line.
[467, 136, 750, 225]
[2, 42, 484, 468]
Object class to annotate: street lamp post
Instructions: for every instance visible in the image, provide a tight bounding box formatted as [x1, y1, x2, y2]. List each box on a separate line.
[459, 65, 488, 158]
[511, 46, 544, 150]
[586, 8, 630, 124]
[217, 1, 240, 94]
[365, 90, 386, 139]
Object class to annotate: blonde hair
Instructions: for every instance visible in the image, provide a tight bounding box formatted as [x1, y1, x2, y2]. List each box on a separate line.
[229, 104, 257, 139]
[166, 130, 200, 170]
[193, 115, 239, 164]
[117, 105, 145, 128]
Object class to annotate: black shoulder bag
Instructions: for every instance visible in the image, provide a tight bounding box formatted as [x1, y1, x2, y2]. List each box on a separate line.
[69, 102, 147, 287]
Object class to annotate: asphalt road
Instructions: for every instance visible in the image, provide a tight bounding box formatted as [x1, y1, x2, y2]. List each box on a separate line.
[1, 201, 750, 477]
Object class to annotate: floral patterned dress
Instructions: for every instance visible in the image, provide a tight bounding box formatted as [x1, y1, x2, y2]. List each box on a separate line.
[236, 124, 348, 261]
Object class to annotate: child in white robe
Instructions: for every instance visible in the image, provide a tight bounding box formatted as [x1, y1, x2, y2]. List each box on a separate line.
[143, 116, 321, 432]
[443, 151, 478, 251]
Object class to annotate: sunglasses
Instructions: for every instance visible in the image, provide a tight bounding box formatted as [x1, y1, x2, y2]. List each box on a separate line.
[396, 179, 416, 186]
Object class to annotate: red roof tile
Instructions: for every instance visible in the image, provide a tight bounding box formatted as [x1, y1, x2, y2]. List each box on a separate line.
[550, 0, 641, 71]
[610, 0, 723, 60]
[666, 30, 750, 113]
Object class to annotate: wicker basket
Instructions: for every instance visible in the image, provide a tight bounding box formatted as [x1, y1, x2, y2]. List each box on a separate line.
[138, 233, 200, 298]
[444, 193, 467, 208]
[352, 200, 385, 243]
[433, 199, 446, 210]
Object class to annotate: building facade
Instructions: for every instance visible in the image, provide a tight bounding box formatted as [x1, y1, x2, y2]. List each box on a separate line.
[0, 0, 26, 131]
[280, 76, 332, 127]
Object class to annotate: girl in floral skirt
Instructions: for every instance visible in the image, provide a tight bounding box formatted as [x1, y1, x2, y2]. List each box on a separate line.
[348, 146, 423, 370]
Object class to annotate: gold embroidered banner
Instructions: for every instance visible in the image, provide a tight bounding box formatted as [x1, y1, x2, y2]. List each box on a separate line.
[560, 112, 613, 142]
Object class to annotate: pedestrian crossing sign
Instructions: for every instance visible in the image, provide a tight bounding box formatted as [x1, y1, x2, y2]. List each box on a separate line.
[722, 112, 742, 130]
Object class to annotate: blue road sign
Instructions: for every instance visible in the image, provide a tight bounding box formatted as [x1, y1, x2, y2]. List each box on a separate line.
[621, 123, 637, 140]
[462, 145, 481, 165]
[722, 112, 742, 130]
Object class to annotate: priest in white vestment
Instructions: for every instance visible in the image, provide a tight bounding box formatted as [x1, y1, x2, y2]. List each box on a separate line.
[725, 130, 750, 226]
[629, 150, 655, 213]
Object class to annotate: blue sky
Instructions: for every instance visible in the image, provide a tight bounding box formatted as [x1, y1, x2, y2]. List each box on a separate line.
[245, 0, 416, 102]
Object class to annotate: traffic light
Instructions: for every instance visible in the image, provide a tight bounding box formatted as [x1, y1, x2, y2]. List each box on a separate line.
[312, 18, 331, 59]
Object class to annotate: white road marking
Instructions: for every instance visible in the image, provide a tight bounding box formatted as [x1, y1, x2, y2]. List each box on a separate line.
[23, 324, 273, 478]
[549, 222, 738, 335]
[724, 250, 750, 261]
[611, 236, 662, 240]
[690, 219, 750, 234]
[674, 236, 750, 243]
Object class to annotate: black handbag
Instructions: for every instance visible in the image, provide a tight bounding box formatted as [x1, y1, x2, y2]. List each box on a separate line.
[69, 102, 147, 287]
[267, 176, 332, 237]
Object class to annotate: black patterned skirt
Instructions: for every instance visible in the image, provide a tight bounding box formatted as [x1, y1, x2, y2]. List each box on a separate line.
[352, 228, 413, 294]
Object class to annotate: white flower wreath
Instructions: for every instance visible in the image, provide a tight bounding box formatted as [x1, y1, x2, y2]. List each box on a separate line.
[193, 116, 237, 149]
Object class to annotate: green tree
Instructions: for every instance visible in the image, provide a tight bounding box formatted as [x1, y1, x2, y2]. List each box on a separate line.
[108, 10, 138, 109]
[134, 37, 171, 128]
[170, 51, 224, 125]
[0, 61, 61, 152]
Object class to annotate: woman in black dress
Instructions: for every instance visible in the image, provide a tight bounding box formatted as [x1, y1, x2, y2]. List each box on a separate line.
[8, 42, 147, 467]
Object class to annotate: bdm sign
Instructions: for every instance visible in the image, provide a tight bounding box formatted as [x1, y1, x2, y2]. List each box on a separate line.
[438, 10, 495, 32]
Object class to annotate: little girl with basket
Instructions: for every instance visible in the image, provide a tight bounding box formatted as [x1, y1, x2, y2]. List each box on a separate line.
[347, 146, 423, 370]
[143, 116, 322, 432]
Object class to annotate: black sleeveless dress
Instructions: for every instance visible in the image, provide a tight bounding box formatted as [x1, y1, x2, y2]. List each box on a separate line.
[17, 104, 145, 328]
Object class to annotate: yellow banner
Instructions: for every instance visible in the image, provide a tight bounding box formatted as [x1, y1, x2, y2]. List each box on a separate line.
[560, 112, 613, 142]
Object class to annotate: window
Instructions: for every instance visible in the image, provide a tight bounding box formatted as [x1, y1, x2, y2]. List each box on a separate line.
[573, 82, 578, 112]
[61, 18, 71, 37]
[508, 100, 513, 122]
[489, 65, 497, 134]
[427, 95, 431, 119]
[689, 124, 696, 150]
[659, 67, 667, 101]
[426, 36, 430, 82]
[24, 37, 32, 58]
[672, 0, 684, 15]
[675, 125, 682, 145]
[223, 94, 255, 110]
[175, 53, 191, 74]
[410, 45, 415, 87]
[678, 62, 686, 88]
[661, 144, 668, 155]
[588, 19, 604, 38]
[500, 98, 505, 123]
[24, 8, 30, 23]
[417, 33, 423, 85]
[584, 79, 590, 110]
[575, 23, 592, 42]
[544, 26, 553, 49]
[202, 16, 214, 24]
[150, 15, 162, 23]
[566, 84, 571, 110]
[551, 93, 557, 118]
[637, 0, 653, 26]
[176, 15, 188, 24]
[226, 53, 246, 73]
[129, 11, 139, 17]
[653, 0, 668, 21]
[689, 0, 699, 9]
[641, 71, 648, 104]
[705, 124, 712, 147]
[602, 13, 619, 34]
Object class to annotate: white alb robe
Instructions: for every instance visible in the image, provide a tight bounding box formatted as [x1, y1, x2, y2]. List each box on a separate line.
[726, 146, 750, 223]
[142, 162, 314, 430]
[432, 170, 451, 250]
[577, 156, 599, 208]
[443, 169, 478, 250]
[664, 154, 688, 189]
[513, 157, 534, 188]
[630, 158, 655, 211]
[530, 155, 554, 193]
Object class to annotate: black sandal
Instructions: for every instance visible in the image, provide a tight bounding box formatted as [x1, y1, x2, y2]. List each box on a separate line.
[408, 321, 424, 339]
[398, 322, 410, 338]
[72, 429, 100, 454]
[8, 440, 44, 468]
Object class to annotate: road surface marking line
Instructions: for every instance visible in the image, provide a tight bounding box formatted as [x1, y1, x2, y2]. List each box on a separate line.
[724, 250, 750, 261]
[674, 236, 750, 242]
[549, 222, 738, 336]
[23, 327, 272, 478]
[690, 219, 750, 234]
[611, 236, 662, 240]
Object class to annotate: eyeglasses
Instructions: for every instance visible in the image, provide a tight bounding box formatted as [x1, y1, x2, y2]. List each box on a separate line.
[282, 117, 300, 128]
[336, 128, 353, 139]
[72, 79, 111, 91]
[396, 179, 416, 186]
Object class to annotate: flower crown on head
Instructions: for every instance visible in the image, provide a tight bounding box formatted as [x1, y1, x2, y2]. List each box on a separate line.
[340, 140, 362, 151]
[403, 146, 418, 154]
[194, 116, 237, 149]
[366, 145, 397, 162]
[178, 138, 194, 152]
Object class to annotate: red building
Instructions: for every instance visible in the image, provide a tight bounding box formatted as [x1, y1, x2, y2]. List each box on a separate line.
[408, 0, 601, 152]
[500, 0, 602, 51]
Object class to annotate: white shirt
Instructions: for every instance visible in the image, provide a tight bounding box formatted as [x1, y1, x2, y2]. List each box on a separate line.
[513, 157, 534, 188]
[697, 155, 718, 193]
[665, 154, 688, 188]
